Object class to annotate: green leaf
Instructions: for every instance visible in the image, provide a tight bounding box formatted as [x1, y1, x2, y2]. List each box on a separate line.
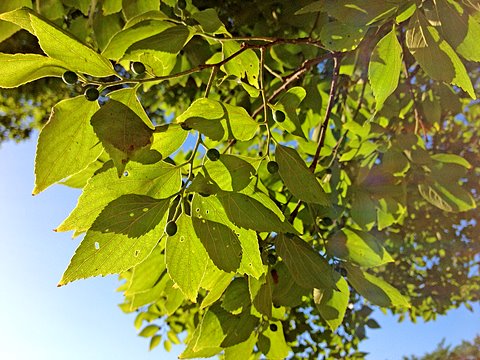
[405, 8, 475, 98]
[0, 0, 32, 43]
[192, 8, 229, 35]
[0, 53, 67, 88]
[124, 24, 193, 76]
[435, 0, 480, 62]
[151, 124, 188, 159]
[204, 154, 256, 192]
[248, 274, 273, 317]
[314, 273, 350, 331]
[124, 245, 165, 296]
[272, 262, 309, 308]
[102, 19, 173, 60]
[59, 196, 170, 285]
[418, 181, 476, 212]
[218, 192, 297, 233]
[150, 335, 162, 351]
[257, 321, 290, 360]
[192, 217, 242, 273]
[431, 153, 471, 168]
[33, 96, 101, 194]
[224, 334, 257, 360]
[122, 0, 160, 20]
[165, 214, 209, 303]
[222, 277, 250, 313]
[200, 266, 232, 309]
[222, 41, 259, 88]
[276, 234, 336, 290]
[177, 98, 258, 142]
[326, 228, 394, 268]
[57, 162, 181, 233]
[320, 21, 366, 52]
[139, 324, 159, 337]
[193, 195, 265, 279]
[102, 0, 122, 15]
[276, 145, 330, 205]
[345, 264, 410, 308]
[368, 27, 402, 110]
[0, 8, 115, 77]
[270, 87, 307, 139]
[108, 88, 154, 129]
[90, 194, 170, 238]
[406, 10, 454, 82]
[189, 305, 258, 354]
[90, 99, 153, 175]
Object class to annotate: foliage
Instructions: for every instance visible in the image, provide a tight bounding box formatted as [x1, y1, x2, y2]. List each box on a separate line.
[1, 0, 479, 358]
[403, 335, 480, 360]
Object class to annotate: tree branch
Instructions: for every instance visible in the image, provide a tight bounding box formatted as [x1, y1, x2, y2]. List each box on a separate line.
[309, 53, 341, 172]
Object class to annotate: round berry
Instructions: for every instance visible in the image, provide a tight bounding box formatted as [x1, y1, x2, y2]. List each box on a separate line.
[177, 0, 187, 10]
[322, 217, 333, 226]
[131, 61, 146, 75]
[273, 110, 286, 123]
[206, 148, 220, 161]
[269, 324, 278, 332]
[84, 87, 99, 101]
[267, 161, 279, 174]
[267, 253, 277, 265]
[180, 122, 192, 131]
[62, 71, 78, 85]
[165, 221, 178, 236]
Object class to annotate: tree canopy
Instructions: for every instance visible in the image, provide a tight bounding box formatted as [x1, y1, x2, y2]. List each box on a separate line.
[1, 0, 479, 358]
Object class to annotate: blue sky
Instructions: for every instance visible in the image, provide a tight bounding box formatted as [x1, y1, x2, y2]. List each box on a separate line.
[0, 137, 478, 360]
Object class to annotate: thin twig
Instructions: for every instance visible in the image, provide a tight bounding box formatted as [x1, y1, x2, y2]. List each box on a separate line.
[251, 53, 333, 119]
[310, 54, 342, 172]
[204, 66, 217, 97]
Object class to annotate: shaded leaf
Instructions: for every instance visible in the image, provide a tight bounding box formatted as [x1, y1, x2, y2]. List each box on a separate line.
[276, 234, 336, 290]
[59, 196, 169, 285]
[276, 145, 330, 205]
[326, 228, 394, 268]
[192, 217, 242, 273]
[346, 264, 410, 308]
[57, 162, 181, 233]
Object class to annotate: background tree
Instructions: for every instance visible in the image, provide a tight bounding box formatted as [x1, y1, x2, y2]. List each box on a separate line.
[403, 335, 480, 360]
[0, 0, 479, 358]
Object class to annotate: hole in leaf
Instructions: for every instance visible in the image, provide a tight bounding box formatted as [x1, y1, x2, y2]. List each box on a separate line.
[123, 171, 129, 176]
[94, 242, 100, 250]
[134, 250, 140, 257]
[206, 210, 210, 214]
[196, 208, 200, 212]
[180, 236, 185, 242]
[130, 213, 135, 217]
[143, 208, 149, 212]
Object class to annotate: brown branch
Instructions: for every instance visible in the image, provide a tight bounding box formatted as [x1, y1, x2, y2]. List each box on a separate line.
[309, 54, 342, 172]
[251, 52, 333, 119]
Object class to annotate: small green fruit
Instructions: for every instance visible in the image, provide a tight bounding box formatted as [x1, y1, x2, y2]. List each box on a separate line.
[62, 71, 78, 85]
[177, 0, 187, 9]
[206, 148, 220, 161]
[267, 161, 279, 174]
[322, 217, 333, 226]
[269, 324, 278, 332]
[84, 87, 99, 101]
[273, 110, 286, 123]
[180, 122, 192, 130]
[267, 253, 277, 265]
[165, 221, 178, 236]
[131, 61, 146, 75]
